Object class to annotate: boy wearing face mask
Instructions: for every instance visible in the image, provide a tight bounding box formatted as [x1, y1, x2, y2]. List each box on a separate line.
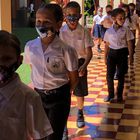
[104, 8, 134, 102]
[129, 3, 140, 53]
[60, 1, 93, 130]
[0, 30, 53, 140]
[101, 5, 113, 29]
[91, 7, 104, 53]
[24, 4, 78, 140]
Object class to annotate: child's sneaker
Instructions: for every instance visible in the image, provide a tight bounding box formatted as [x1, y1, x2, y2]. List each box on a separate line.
[76, 109, 85, 128]
[97, 45, 102, 53]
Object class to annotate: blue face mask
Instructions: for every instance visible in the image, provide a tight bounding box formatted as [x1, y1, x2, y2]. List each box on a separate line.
[66, 15, 80, 22]
[36, 26, 55, 38]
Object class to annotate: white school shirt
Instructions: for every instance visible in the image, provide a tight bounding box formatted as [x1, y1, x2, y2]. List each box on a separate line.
[130, 14, 140, 30]
[24, 36, 78, 90]
[60, 23, 93, 59]
[104, 25, 134, 50]
[0, 74, 53, 140]
[123, 18, 131, 28]
[100, 14, 113, 28]
[93, 14, 104, 24]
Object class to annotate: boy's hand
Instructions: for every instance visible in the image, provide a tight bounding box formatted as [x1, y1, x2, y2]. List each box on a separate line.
[129, 55, 134, 65]
[78, 65, 86, 77]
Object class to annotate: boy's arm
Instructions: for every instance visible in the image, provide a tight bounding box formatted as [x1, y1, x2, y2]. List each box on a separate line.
[127, 40, 134, 65]
[136, 15, 140, 37]
[79, 47, 93, 75]
[136, 23, 140, 37]
[27, 95, 53, 140]
[91, 21, 95, 37]
[84, 47, 93, 67]
[104, 42, 110, 65]
[64, 46, 79, 94]
[67, 70, 79, 94]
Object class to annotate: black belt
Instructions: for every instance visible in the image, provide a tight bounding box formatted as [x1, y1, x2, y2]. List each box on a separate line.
[110, 47, 128, 51]
[34, 83, 70, 95]
[110, 48, 128, 54]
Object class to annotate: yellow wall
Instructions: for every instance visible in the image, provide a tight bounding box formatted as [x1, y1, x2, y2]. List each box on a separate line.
[0, 0, 11, 32]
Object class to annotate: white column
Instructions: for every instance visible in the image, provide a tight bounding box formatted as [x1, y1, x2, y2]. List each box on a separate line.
[0, 0, 11, 32]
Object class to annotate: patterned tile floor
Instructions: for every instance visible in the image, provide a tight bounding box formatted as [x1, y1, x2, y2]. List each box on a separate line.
[67, 40, 140, 140]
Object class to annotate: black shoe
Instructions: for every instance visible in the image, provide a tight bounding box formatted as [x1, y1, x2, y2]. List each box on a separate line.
[77, 110, 85, 128]
[104, 96, 114, 102]
[114, 75, 118, 80]
[97, 47, 102, 53]
[62, 127, 68, 140]
[117, 97, 123, 103]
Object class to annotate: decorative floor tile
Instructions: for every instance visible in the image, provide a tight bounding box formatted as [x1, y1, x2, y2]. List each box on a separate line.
[65, 41, 140, 139]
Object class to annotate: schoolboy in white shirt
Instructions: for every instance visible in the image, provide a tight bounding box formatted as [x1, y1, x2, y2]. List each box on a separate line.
[129, 3, 140, 53]
[91, 7, 104, 53]
[24, 4, 78, 140]
[0, 30, 53, 140]
[60, 1, 93, 128]
[101, 5, 113, 29]
[104, 8, 134, 102]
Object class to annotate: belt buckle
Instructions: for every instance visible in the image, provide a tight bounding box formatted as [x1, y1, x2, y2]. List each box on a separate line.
[43, 89, 57, 95]
[44, 90, 50, 94]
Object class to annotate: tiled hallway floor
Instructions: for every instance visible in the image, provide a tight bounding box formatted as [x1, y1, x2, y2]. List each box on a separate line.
[67, 40, 140, 140]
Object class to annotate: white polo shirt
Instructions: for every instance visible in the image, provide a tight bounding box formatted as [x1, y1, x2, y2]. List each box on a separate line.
[0, 74, 53, 140]
[24, 36, 78, 90]
[104, 25, 134, 50]
[100, 14, 113, 28]
[60, 23, 93, 59]
[93, 14, 104, 24]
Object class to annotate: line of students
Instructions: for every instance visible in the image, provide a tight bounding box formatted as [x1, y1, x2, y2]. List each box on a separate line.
[0, 1, 139, 140]
[91, 3, 139, 103]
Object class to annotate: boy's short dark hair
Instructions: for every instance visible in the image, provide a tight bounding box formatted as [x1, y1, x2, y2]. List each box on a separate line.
[65, 1, 81, 14]
[0, 30, 21, 56]
[121, 3, 129, 9]
[111, 8, 125, 17]
[106, 5, 113, 9]
[41, 4, 63, 22]
[129, 3, 136, 8]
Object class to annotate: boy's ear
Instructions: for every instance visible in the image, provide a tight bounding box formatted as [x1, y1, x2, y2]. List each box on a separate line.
[57, 20, 63, 30]
[111, 16, 116, 21]
[79, 14, 82, 19]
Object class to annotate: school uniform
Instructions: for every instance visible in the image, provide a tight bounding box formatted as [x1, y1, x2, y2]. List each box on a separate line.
[100, 14, 113, 29]
[0, 74, 53, 140]
[93, 14, 106, 39]
[24, 36, 78, 140]
[130, 14, 139, 52]
[60, 23, 93, 97]
[104, 25, 134, 100]
[123, 18, 131, 28]
[130, 14, 139, 31]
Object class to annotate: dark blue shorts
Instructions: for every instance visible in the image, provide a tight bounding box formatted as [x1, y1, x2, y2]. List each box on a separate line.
[93, 24, 106, 39]
[74, 58, 88, 97]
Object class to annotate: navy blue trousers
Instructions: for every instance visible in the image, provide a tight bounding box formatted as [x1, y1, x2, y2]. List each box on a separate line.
[107, 48, 128, 99]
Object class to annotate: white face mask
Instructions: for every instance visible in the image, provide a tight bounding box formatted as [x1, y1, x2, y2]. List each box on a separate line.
[36, 26, 55, 38]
